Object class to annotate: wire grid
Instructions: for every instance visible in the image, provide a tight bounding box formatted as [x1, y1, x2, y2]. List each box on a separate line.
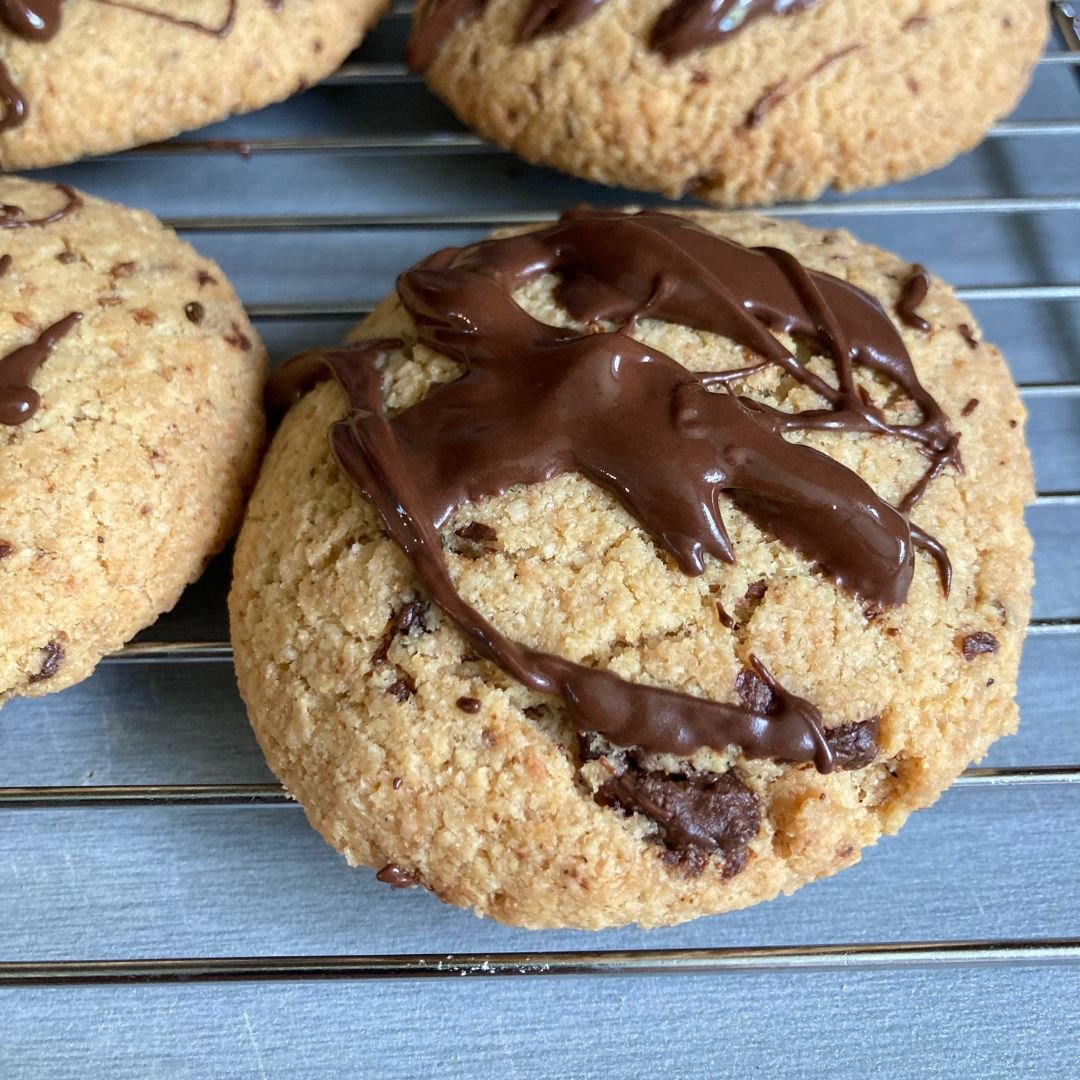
[1, 3, 1079, 987]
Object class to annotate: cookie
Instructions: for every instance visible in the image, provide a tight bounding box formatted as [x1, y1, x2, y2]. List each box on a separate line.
[407, 0, 1047, 205]
[230, 207, 1033, 929]
[1, 177, 265, 708]
[0, 0, 387, 170]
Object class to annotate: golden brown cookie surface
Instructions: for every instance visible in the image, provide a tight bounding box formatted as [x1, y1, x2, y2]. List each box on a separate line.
[410, 0, 1047, 205]
[0, 0, 388, 170]
[1, 177, 265, 707]
[230, 210, 1032, 929]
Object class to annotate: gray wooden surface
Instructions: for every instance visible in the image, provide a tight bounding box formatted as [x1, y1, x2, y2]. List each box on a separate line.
[2, 10, 1079, 1078]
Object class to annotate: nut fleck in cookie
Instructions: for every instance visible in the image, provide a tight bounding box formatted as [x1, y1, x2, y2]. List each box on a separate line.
[0, 0, 387, 170]
[231, 208, 1032, 929]
[1, 177, 265, 707]
[407, 0, 1047, 205]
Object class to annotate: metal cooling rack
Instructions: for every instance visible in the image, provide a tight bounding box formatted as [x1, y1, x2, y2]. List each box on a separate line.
[1, 1, 1079, 1033]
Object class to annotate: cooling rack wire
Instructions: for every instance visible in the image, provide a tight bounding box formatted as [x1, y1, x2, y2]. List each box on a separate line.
[1, 2, 1079, 988]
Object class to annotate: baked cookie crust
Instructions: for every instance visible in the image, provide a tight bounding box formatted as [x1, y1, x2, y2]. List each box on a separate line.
[231, 210, 1033, 929]
[411, 0, 1047, 205]
[1, 177, 265, 707]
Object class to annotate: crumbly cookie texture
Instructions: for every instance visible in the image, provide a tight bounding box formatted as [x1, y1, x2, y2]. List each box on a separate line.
[417, 0, 1047, 205]
[1, 177, 265, 706]
[0, 0, 387, 170]
[230, 212, 1033, 929]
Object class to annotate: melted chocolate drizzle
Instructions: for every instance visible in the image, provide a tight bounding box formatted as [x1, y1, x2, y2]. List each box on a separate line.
[270, 209, 958, 771]
[896, 264, 931, 333]
[0, 181, 80, 228]
[0, 311, 81, 425]
[408, 0, 816, 70]
[0, 1, 239, 131]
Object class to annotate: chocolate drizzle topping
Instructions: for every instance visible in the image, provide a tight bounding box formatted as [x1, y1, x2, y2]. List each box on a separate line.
[0, 311, 81, 425]
[270, 209, 958, 772]
[408, 0, 817, 70]
[0, 182, 80, 228]
[0, 1, 239, 131]
[897, 264, 931, 333]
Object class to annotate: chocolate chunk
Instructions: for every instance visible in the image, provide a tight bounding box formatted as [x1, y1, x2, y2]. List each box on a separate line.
[372, 599, 428, 665]
[744, 580, 767, 603]
[185, 302, 205, 325]
[376, 864, 419, 889]
[392, 777, 403, 790]
[452, 520, 499, 557]
[596, 765, 761, 871]
[28, 640, 64, 683]
[196, 270, 217, 287]
[56, 250, 77, 264]
[110, 261, 136, 279]
[387, 674, 416, 702]
[961, 398, 979, 417]
[735, 668, 777, 715]
[957, 324, 979, 350]
[393, 600, 426, 635]
[0, 541, 12, 560]
[456, 521, 497, 544]
[962, 632, 999, 661]
[658, 846, 710, 878]
[575, 730, 605, 764]
[456, 696, 482, 713]
[224, 323, 252, 351]
[823, 717, 880, 770]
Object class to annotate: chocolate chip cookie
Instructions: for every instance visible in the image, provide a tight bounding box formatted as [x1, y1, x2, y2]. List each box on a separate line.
[407, 0, 1047, 205]
[1, 177, 265, 708]
[0, 0, 387, 170]
[230, 208, 1032, 929]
